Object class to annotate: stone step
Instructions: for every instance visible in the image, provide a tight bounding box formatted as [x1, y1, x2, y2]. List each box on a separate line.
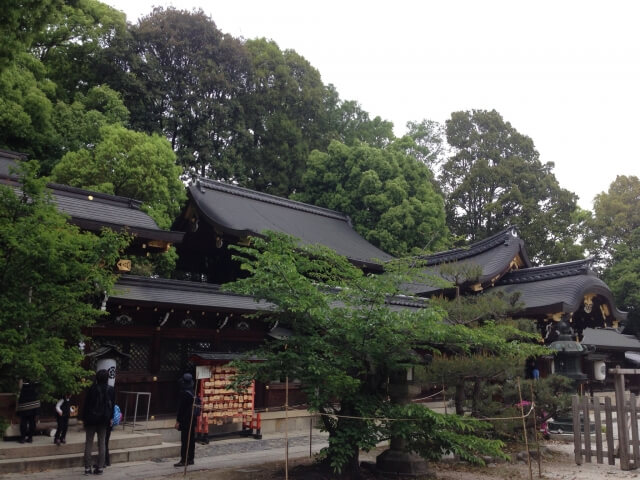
[0, 431, 164, 460]
[0, 442, 181, 474]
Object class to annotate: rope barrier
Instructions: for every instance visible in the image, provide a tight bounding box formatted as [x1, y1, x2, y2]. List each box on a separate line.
[254, 401, 535, 423]
[411, 389, 445, 402]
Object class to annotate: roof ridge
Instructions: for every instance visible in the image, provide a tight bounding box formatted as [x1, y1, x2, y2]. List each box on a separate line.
[115, 275, 263, 301]
[497, 258, 594, 285]
[48, 182, 144, 210]
[421, 227, 518, 265]
[194, 177, 349, 222]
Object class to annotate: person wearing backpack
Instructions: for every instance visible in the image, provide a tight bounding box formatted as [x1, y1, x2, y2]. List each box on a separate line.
[82, 369, 114, 475]
[104, 384, 116, 467]
[174, 372, 198, 467]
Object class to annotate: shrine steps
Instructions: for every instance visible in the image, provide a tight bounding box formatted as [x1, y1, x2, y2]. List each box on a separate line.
[0, 428, 180, 474]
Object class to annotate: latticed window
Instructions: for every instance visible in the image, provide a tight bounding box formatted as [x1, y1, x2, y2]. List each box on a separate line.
[159, 339, 215, 373]
[90, 337, 150, 372]
[128, 341, 150, 371]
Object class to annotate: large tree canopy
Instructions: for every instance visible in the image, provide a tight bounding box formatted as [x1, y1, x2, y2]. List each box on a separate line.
[294, 140, 449, 256]
[441, 109, 583, 264]
[32, 0, 127, 102]
[118, 7, 250, 182]
[584, 175, 640, 266]
[0, 164, 129, 399]
[238, 38, 329, 195]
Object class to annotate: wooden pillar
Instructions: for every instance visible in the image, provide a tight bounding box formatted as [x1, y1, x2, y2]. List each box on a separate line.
[615, 371, 630, 470]
[572, 395, 582, 465]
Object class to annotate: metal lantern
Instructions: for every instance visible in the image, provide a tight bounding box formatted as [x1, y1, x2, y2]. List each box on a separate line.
[549, 319, 588, 382]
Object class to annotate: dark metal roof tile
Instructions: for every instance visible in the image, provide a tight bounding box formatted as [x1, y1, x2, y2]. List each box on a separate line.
[188, 178, 393, 266]
[110, 275, 274, 312]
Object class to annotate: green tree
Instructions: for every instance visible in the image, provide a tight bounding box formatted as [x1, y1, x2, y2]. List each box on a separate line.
[52, 84, 130, 160]
[239, 38, 329, 195]
[0, 52, 59, 167]
[584, 175, 640, 266]
[405, 118, 447, 169]
[123, 7, 250, 181]
[31, 0, 127, 102]
[226, 232, 529, 477]
[442, 109, 583, 264]
[421, 263, 547, 418]
[294, 140, 449, 256]
[0, 0, 64, 71]
[326, 96, 396, 149]
[50, 124, 186, 229]
[0, 163, 129, 400]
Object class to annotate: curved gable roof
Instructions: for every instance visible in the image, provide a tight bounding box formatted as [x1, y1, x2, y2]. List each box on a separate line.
[186, 178, 393, 268]
[492, 259, 627, 321]
[404, 227, 531, 295]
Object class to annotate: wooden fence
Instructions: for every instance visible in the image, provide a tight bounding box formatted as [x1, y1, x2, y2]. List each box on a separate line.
[574, 368, 640, 471]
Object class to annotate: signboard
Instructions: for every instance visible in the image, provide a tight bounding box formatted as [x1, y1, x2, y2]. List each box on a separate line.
[116, 259, 131, 272]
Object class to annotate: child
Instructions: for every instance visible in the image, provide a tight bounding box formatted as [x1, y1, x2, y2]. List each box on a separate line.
[54, 394, 71, 445]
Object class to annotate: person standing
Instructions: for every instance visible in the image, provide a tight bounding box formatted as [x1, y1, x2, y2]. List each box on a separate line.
[82, 369, 114, 475]
[104, 384, 115, 467]
[54, 393, 71, 445]
[174, 373, 197, 467]
[16, 380, 40, 443]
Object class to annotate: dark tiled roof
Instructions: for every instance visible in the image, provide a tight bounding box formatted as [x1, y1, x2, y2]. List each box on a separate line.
[404, 228, 531, 295]
[191, 352, 263, 362]
[496, 259, 593, 285]
[187, 178, 393, 268]
[110, 275, 274, 312]
[0, 177, 184, 244]
[0, 149, 27, 176]
[110, 275, 429, 314]
[421, 227, 531, 266]
[491, 269, 627, 321]
[581, 328, 640, 351]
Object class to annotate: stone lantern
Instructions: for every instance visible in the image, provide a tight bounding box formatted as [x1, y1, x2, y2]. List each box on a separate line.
[548, 319, 588, 382]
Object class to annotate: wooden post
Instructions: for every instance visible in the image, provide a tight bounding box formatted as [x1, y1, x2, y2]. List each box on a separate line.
[529, 383, 542, 477]
[309, 416, 313, 457]
[614, 371, 630, 470]
[285, 375, 289, 480]
[583, 395, 592, 463]
[517, 378, 533, 480]
[572, 395, 582, 465]
[605, 396, 615, 466]
[630, 393, 639, 468]
[594, 396, 603, 464]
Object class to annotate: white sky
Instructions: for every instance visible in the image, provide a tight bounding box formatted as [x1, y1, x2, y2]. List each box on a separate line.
[104, 0, 640, 210]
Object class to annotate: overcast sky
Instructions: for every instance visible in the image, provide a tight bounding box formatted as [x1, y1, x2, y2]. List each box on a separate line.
[104, 0, 640, 210]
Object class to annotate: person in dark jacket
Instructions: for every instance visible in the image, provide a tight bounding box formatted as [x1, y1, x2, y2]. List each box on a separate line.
[54, 393, 71, 445]
[82, 370, 114, 475]
[16, 380, 40, 443]
[104, 384, 115, 466]
[174, 373, 197, 467]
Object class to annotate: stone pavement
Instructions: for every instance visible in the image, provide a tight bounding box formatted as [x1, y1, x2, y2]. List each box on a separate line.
[0, 431, 329, 480]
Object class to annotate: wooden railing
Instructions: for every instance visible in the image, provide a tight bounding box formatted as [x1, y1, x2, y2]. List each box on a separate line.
[574, 368, 640, 471]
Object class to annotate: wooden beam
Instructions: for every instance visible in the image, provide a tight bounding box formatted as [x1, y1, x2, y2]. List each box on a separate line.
[610, 368, 640, 375]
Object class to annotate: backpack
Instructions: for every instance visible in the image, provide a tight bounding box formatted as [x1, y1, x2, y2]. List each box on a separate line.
[112, 404, 122, 426]
[88, 385, 112, 424]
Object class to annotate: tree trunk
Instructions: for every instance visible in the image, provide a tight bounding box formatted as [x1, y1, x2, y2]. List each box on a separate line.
[455, 382, 465, 415]
[471, 378, 481, 417]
